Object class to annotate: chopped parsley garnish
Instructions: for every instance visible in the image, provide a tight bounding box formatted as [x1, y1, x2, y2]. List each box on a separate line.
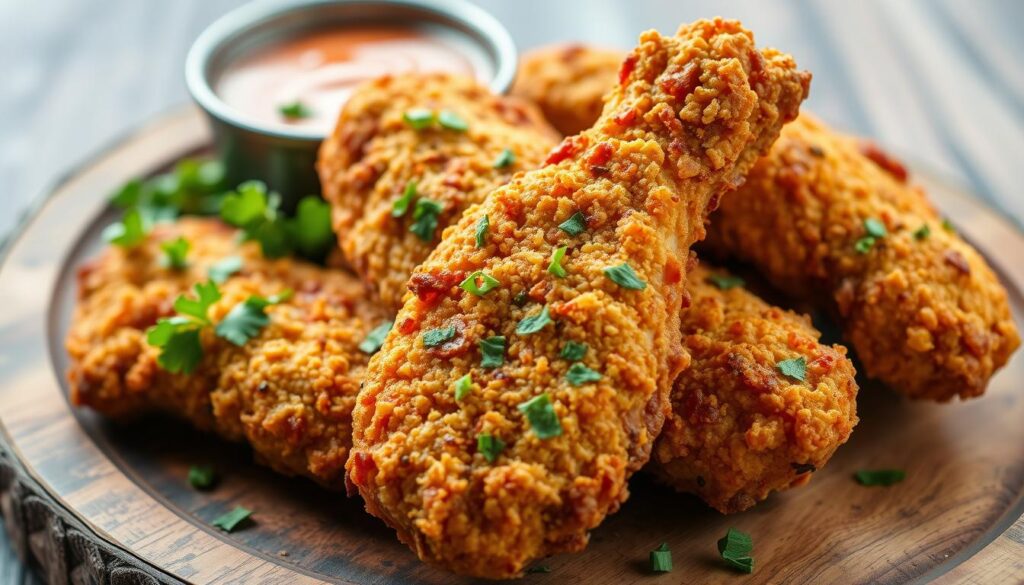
[516, 305, 552, 335]
[558, 211, 587, 236]
[188, 465, 216, 490]
[475, 214, 489, 248]
[718, 528, 754, 574]
[454, 374, 473, 401]
[410, 198, 443, 241]
[864, 217, 888, 238]
[146, 281, 222, 373]
[777, 356, 807, 382]
[604, 262, 647, 290]
[854, 236, 877, 254]
[220, 181, 290, 258]
[422, 326, 456, 348]
[359, 321, 392, 355]
[208, 255, 243, 284]
[103, 208, 148, 248]
[460, 271, 501, 296]
[477, 433, 506, 463]
[438, 110, 469, 132]
[566, 363, 602, 386]
[650, 543, 672, 573]
[175, 280, 221, 323]
[279, 100, 312, 119]
[854, 469, 906, 486]
[548, 246, 568, 278]
[707, 273, 744, 290]
[289, 196, 334, 261]
[215, 291, 292, 346]
[493, 148, 515, 169]
[942, 218, 956, 233]
[479, 336, 506, 368]
[512, 291, 529, 306]
[560, 341, 588, 362]
[160, 236, 190, 269]
[392, 181, 417, 218]
[109, 158, 226, 219]
[212, 506, 252, 533]
[913, 224, 931, 240]
[518, 393, 562, 439]
[403, 108, 435, 130]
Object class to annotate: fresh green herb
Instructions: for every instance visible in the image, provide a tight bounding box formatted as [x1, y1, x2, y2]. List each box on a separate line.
[707, 273, 745, 290]
[359, 321, 393, 355]
[913, 224, 931, 241]
[288, 196, 334, 262]
[109, 158, 226, 219]
[160, 237, 190, 270]
[460, 271, 501, 296]
[438, 110, 468, 132]
[477, 433, 506, 463]
[854, 236, 876, 254]
[188, 465, 216, 490]
[518, 393, 562, 439]
[410, 198, 443, 241]
[548, 246, 568, 278]
[854, 469, 906, 487]
[479, 336, 506, 368]
[174, 280, 222, 325]
[942, 218, 956, 233]
[279, 100, 312, 119]
[109, 179, 144, 208]
[718, 528, 754, 574]
[526, 566, 552, 574]
[211, 506, 252, 533]
[516, 305, 552, 335]
[454, 374, 473, 401]
[864, 217, 888, 238]
[220, 181, 291, 259]
[103, 208, 148, 247]
[146, 280, 223, 373]
[558, 211, 587, 236]
[208, 256, 243, 284]
[777, 356, 807, 382]
[393, 181, 417, 218]
[475, 214, 490, 248]
[492, 148, 515, 169]
[215, 291, 292, 346]
[650, 543, 672, 573]
[403, 108, 435, 130]
[560, 341, 588, 362]
[604, 262, 647, 290]
[566, 363, 602, 386]
[423, 326, 456, 348]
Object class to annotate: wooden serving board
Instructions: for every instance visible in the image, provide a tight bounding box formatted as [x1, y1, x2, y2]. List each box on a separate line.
[0, 107, 1022, 585]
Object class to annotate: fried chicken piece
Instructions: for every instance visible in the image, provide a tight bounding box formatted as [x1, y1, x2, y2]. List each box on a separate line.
[347, 20, 810, 578]
[67, 218, 389, 486]
[511, 44, 624, 136]
[650, 263, 858, 513]
[317, 73, 559, 311]
[703, 114, 1020, 401]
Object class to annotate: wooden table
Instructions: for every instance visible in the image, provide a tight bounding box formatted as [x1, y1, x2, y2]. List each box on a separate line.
[1, 1, 1022, 582]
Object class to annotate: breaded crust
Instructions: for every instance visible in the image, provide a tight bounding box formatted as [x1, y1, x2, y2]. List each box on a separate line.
[347, 20, 810, 578]
[704, 114, 1020, 400]
[66, 218, 389, 485]
[651, 263, 858, 513]
[317, 73, 560, 312]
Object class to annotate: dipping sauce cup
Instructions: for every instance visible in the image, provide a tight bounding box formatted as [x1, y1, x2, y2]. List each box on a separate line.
[186, 0, 516, 210]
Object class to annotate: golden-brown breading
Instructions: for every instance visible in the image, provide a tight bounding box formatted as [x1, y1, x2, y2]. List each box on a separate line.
[703, 114, 1020, 401]
[347, 20, 810, 578]
[317, 74, 559, 311]
[651, 263, 858, 513]
[511, 44, 623, 136]
[67, 218, 389, 485]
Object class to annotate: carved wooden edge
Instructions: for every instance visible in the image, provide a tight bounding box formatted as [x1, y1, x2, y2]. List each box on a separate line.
[0, 433, 182, 585]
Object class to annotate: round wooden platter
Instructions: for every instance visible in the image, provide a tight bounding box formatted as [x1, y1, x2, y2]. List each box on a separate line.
[1, 107, 1023, 585]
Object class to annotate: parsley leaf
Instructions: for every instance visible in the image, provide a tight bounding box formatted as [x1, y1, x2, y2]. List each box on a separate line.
[479, 335, 506, 368]
[604, 262, 647, 290]
[215, 292, 291, 346]
[188, 465, 217, 490]
[854, 469, 905, 486]
[650, 543, 672, 573]
[548, 246, 568, 278]
[454, 374, 473, 401]
[718, 528, 754, 574]
[518, 393, 562, 439]
[460, 271, 501, 296]
[913, 224, 931, 240]
[560, 341, 588, 361]
[864, 217, 888, 238]
[477, 433, 505, 463]
[279, 100, 312, 119]
[146, 318, 204, 374]
[211, 506, 252, 533]
[475, 214, 489, 248]
[289, 196, 334, 262]
[393, 181, 417, 218]
[493, 148, 515, 169]
[410, 198, 443, 241]
[854, 236, 876, 254]
[403, 108, 435, 130]
[103, 208, 148, 248]
[221, 180, 270, 228]
[160, 237, 190, 270]
[566, 363, 602, 386]
[174, 281, 222, 325]
[438, 110, 468, 132]
[423, 326, 456, 348]
[516, 305, 552, 335]
[360, 321, 393, 355]
[208, 256, 243, 284]
[558, 211, 587, 236]
[707, 274, 744, 290]
[777, 356, 807, 382]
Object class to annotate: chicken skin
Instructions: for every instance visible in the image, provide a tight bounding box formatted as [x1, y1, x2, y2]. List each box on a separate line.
[67, 218, 389, 486]
[704, 114, 1020, 401]
[346, 20, 810, 578]
[651, 263, 858, 513]
[318, 73, 559, 312]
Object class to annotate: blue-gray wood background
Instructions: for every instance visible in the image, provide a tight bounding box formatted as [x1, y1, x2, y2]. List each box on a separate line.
[2, 1, 1022, 581]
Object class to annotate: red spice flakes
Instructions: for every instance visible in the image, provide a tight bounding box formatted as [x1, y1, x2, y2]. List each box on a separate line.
[613, 107, 637, 127]
[619, 52, 638, 85]
[588, 142, 613, 167]
[859, 141, 909, 183]
[944, 250, 971, 275]
[408, 269, 465, 306]
[347, 452, 377, 489]
[663, 257, 682, 285]
[657, 106, 684, 135]
[659, 62, 701, 102]
[545, 136, 584, 166]
[398, 317, 418, 335]
[528, 280, 551, 303]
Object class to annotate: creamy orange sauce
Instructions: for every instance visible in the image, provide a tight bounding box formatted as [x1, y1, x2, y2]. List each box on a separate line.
[217, 26, 478, 133]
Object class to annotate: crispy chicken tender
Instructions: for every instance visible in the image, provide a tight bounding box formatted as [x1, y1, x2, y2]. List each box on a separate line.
[67, 218, 389, 485]
[318, 74, 559, 311]
[703, 114, 1020, 400]
[511, 44, 624, 136]
[651, 263, 858, 513]
[347, 20, 810, 578]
